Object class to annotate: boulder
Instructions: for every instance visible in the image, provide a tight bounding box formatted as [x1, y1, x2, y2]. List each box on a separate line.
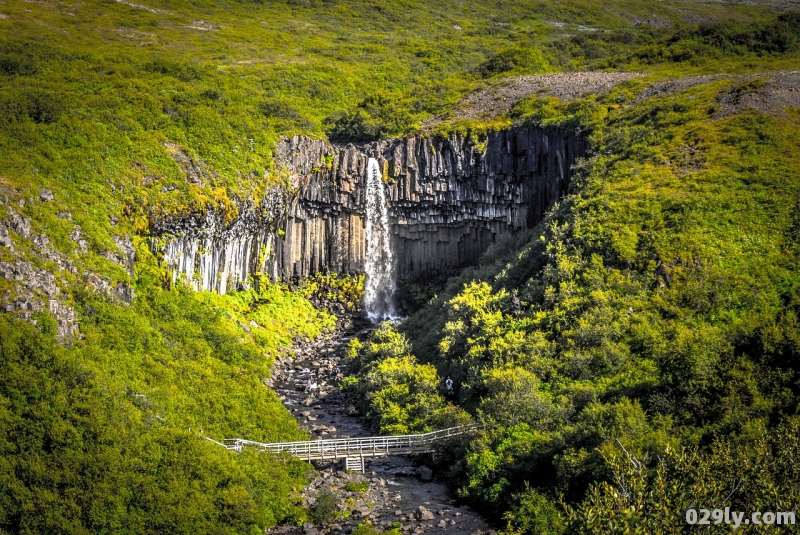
[415, 506, 435, 521]
[418, 466, 433, 481]
[0, 225, 12, 249]
[6, 209, 31, 238]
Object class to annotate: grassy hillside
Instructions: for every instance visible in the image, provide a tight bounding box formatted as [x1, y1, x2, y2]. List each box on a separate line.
[0, 247, 334, 532]
[1, 0, 800, 533]
[0, 0, 782, 257]
[349, 68, 800, 533]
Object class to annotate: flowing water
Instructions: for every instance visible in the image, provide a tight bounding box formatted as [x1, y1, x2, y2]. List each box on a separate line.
[266, 162, 496, 534]
[268, 321, 495, 535]
[364, 158, 398, 321]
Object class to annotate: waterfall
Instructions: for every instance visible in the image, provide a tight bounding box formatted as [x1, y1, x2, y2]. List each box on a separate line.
[364, 158, 398, 321]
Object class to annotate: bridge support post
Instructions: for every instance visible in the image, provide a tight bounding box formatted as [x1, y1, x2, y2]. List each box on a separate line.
[343, 456, 364, 472]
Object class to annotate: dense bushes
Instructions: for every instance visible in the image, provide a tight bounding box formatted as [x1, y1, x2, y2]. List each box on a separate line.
[325, 93, 417, 142]
[564, 420, 800, 533]
[547, 28, 662, 69]
[0, 87, 64, 124]
[341, 323, 470, 434]
[541, 12, 800, 70]
[693, 12, 800, 55]
[475, 47, 550, 78]
[346, 79, 800, 532]
[1, 1, 798, 533]
[0, 315, 309, 533]
[632, 12, 800, 66]
[0, 276, 334, 533]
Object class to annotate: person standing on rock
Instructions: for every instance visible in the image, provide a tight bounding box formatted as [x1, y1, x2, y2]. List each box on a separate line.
[445, 376, 454, 396]
[305, 377, 317, 396]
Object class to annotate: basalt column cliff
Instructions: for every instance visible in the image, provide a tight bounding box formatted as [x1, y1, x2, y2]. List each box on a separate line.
[154, 127, 589, 293]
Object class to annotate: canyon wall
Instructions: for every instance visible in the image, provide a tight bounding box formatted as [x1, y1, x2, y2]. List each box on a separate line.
[153, 127, 589, 293]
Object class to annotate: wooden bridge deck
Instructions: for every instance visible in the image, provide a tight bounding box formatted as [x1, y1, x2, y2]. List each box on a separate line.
[209, 425, 478, 462]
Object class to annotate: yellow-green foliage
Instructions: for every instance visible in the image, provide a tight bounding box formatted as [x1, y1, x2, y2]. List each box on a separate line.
[344, 481, 370, 493]
[300, 272, 365, 313]
[390, 76, 800, 531]
[352, 520, 402, 535]
[311, 490, 341, 524]
[0, 233, 336, 532]
[563, 419, 800, 533]
[200, 282, 336, 351]
[478, 367, 559, 429]
[0, 288, 322, 532]
[0, 1, 785, 270]
[1, 1, 799, 533]
[343, 323, 470, 434]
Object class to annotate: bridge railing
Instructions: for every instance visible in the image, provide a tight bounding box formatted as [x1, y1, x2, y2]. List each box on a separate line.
[212, 425, 480, 460]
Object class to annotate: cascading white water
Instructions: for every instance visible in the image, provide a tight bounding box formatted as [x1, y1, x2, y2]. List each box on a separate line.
[364, 158, 398, 321]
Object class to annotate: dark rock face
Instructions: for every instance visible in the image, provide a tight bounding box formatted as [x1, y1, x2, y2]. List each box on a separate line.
[154, 127, 588, 293]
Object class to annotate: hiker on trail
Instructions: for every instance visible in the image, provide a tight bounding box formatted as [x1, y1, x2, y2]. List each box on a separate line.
[327, 362, 341, 384]
[305, 378, 317, 395]
[445, 376, 454, 395]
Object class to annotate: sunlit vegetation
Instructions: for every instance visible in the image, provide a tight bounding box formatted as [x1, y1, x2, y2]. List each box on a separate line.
[0, 275, 332, 532]
[348, 69, 800, 532]
[299, 272, 365, 313]
[0, 0, 787, 265]
[1, 0, 799, 533]
[341, 323, 471, 435]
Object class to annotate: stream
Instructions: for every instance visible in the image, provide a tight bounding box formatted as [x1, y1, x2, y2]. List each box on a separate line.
[266, 316, 495, 535]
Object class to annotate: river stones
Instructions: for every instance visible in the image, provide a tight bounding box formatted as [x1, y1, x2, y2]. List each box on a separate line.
[416, 506, 435, 521]
[418, 466, 433, 481]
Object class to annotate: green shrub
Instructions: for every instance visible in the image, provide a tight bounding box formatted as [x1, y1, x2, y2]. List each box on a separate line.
[395, 73, 800, 528]
[565, 420, 800, 533]
[0, 87, 63, 124]
[144, 59, 201, 81]
[344, 481, 370, 493]
[325, 93, 415, 142]
[0, 314, 309, 533]
[502, 487, 565, 535]
[0, 53, 38, 76]
[475, 46, 550, 78]
[630, 12, 800, 67]
[260, 99, 304, 121]
[352, 520, 402, 535]
[312, 490, 341, 523]
[346, 323, 471, 434]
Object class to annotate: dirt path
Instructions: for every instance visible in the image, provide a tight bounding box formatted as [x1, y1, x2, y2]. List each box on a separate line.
[267, 318, 495, 535]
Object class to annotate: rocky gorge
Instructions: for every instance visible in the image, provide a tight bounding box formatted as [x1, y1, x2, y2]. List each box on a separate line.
[266, 317, 495, 535]
[153, 126, 589, 296]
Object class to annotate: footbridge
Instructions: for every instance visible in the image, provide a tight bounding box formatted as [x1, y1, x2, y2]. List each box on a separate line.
[207, 425, 479, 472]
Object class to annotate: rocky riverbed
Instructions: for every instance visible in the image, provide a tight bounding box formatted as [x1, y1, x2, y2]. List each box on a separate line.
[266, 317, 495, 535]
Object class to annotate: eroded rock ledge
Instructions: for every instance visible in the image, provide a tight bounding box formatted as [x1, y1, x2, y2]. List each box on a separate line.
[154, 126, 589, 293]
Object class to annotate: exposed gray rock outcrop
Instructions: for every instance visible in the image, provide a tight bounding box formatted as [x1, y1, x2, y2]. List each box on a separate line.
[1, 200, 135, 339]
[154, 126, 589, 293]
[0, 259, 77, 340]
[6, 208, 31, 239]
